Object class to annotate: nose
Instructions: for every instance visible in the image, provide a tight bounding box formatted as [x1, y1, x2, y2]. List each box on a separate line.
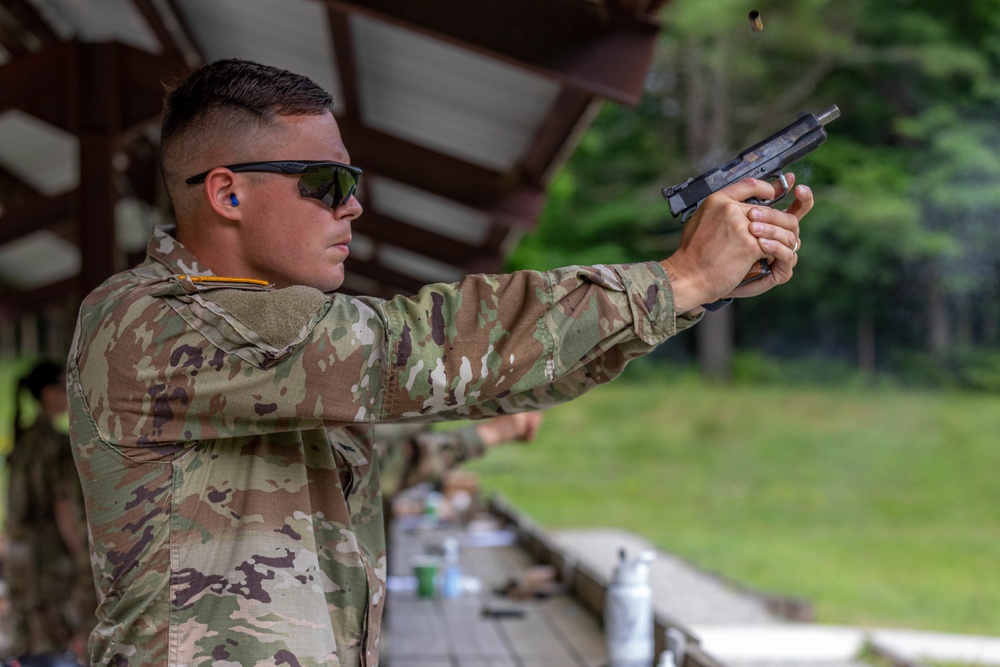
[335, 194, 363, 222]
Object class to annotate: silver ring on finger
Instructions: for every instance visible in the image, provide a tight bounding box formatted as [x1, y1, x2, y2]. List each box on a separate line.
[792, 238, 800, 253]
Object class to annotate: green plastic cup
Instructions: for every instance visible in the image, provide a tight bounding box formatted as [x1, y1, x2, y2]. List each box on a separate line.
[412, 556, 440, 598]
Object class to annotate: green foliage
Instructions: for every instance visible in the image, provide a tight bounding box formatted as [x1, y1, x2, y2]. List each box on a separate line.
[892, 346, 1000, 392]
[507, 0, 1000, 372]
[729, 351, 868, 387]
[0, 359, 33, 456]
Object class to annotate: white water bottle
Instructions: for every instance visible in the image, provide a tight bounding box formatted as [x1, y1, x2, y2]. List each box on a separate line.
[441, 536, 463, 598]
[605, 548, 656, 667]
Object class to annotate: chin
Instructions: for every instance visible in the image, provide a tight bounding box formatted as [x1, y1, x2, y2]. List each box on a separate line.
[316, 272, 345, 294]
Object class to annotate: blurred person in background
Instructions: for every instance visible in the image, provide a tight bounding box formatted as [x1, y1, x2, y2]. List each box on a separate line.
[376, 412, 543, 512]
[4, 361, 95, 667]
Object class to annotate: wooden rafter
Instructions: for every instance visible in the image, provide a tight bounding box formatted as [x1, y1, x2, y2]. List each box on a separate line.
[118, 43, 191, 133]
[0, 162, 43, 201]
[131, 0, 183, 56]
[0, 40, 71, 120]
[519, 88, 599, 187]
[1, 0, 59, 48]
[324, 0, 660, 105]
[0, 276, 78, 318]
[0, 13, 30, 57]
[336, 117, 544, 217]
[346, 257, 428, 295]
[0, 191, 76, 246]
[354, 210, 482, 267]
[161, 0, 207, 65]
[327, 8, 361, 121]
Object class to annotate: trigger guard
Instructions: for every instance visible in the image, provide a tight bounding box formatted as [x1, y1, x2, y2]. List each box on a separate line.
[744, 172, 790, 208]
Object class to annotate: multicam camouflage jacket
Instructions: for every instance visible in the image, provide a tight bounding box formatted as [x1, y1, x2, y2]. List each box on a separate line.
[67, 226, 699, 667]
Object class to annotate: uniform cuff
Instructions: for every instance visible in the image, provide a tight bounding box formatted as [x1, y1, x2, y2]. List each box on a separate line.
[614, 262, 697, 345]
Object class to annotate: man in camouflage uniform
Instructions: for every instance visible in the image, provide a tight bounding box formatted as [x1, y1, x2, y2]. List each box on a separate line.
[6, 361, 95, 663]
[67, 59, 811, 666]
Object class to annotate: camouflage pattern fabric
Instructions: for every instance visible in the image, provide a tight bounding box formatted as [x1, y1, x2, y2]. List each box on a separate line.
[67, 226, 699, 667]
[6, 417, 95, 657]
[374, 424, 485, 500]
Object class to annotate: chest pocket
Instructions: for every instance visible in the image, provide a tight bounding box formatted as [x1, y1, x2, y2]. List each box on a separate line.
[330, 426, 374, 509]
[153, 280, 331, 369]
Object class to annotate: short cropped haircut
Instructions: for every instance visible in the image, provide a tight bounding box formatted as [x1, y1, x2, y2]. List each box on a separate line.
[160, 59, 333, 199]
[20, 359, 64, 402]
[15, 359, 64, 436]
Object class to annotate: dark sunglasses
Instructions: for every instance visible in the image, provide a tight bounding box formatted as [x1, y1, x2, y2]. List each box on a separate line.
[185, 160, 362, 208]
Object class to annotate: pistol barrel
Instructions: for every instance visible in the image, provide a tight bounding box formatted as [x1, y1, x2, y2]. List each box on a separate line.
[817, 105, 840, 126]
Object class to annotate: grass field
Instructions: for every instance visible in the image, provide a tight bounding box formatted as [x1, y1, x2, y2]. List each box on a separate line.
[464, 374, 1000, 636]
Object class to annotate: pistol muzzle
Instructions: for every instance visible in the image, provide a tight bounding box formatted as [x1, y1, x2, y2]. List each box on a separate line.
[817, 105, 841, 126]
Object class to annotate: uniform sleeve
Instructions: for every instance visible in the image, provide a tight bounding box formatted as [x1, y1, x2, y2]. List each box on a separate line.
[74, 262, 685, 452]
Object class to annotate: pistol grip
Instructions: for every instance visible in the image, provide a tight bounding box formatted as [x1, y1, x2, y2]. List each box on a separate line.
[738, 259, 771, 286]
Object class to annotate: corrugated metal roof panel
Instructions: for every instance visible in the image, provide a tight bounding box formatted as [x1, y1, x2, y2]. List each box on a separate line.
[378, 244, 464, 284]
[369, 177, 491, 246]
[174, 0, 344, 113]
[353, 15, 561, 171]
[0, 110, 79, 196]
[31, 0, 160, 52]
[0, 230, 79, 289]
[116, 198, 163, 252]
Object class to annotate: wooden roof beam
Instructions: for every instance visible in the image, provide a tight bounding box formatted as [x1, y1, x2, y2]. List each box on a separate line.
[0, 12, 30, 57]
[131, 0, 183, 57]
[336, 117, 546, 226]
[135, 0, 204, 66]
[0, 40, 70, 120]
[1, 0, 59, 49]
[0, 276, 78, 319]
[0, 162, 43, 202]
[118, 43, 191, 133]
[519, 88, 599, 187]
[354, 209, 484, 266]
[346, 257, 428, 295]
[327, 8, 361, 121]
[0, 41, 187, 135]
[325, 0, 660, 105]
[0, 190, 75, 246]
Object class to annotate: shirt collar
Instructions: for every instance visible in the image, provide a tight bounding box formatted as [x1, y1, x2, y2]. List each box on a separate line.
[147, 226, 216, 278]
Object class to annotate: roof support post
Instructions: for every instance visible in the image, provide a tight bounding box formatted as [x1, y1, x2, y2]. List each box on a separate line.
[74, 42, 122, 303]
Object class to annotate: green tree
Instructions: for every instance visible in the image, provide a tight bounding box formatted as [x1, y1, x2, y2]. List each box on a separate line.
[509, 0, 1000, 383]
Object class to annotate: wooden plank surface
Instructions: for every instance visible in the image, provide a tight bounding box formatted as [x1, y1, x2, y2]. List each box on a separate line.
[383, 516, 607, 667]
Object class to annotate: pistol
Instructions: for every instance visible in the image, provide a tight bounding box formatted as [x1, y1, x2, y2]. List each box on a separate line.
[662, 104, 840, 286]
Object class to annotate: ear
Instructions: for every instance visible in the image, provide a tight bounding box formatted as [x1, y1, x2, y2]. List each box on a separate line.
[202, 168, 243, 221]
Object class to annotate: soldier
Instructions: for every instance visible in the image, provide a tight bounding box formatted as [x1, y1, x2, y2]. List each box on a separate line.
[375, 412, 543, 546]
[67, 59, 811, 666]
[5, 361, 95, 665]
[375, 412, 543, 506]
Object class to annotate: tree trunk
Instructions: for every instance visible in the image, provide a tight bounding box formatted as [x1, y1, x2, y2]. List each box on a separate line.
[927, 277, 950, 353]
[954, 292, 972, 346]
[683, 36, 735, 379]
[857, 300, 876, 378]
[697, 307, 734, 381]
